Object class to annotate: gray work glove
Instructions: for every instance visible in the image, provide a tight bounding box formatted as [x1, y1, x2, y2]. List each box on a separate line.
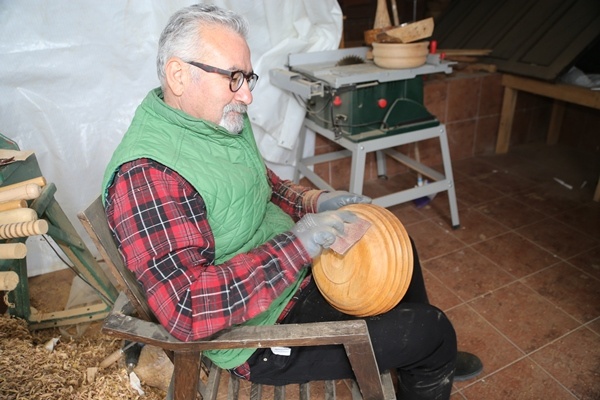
[291, 210, 356, 258]
[317, 190, 372, 212]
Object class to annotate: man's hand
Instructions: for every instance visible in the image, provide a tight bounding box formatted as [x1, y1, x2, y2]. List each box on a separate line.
[317, 190, 372, 212]
[291, 210, 356, 258]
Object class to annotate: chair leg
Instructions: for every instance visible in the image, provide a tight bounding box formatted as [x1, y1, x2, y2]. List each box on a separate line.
[172, 351, 202, 400]
[381, 371, 396, 400]
[345, 372, 396, 400]
[228, 374, 240, 400]
[250, 382, 263, 400]
[324, 380, 336, 400]
[344, 341, 386, 399]
[299, 382, 310, 400]
[274, 385, 286, 400]
[201, 361, 222, 400]
[347, 379, 363, 400]
[166, 373, 174, 400]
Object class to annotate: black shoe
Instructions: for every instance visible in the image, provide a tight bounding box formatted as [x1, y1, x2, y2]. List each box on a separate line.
[454, 351, 483, 382]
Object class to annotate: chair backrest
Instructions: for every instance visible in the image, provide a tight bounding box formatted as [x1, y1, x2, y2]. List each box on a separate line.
[77, 195, 155, 322]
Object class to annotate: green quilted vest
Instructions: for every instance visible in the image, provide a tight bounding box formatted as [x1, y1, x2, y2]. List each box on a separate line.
[102, 88, 307, 368]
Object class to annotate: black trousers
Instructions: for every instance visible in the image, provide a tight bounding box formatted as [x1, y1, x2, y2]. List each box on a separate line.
[247, 239, 457, 400]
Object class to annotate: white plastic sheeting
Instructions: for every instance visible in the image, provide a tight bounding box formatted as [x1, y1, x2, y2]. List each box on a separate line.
[0, 1, 342, 276]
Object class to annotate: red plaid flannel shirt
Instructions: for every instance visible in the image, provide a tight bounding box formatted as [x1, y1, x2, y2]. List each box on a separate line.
[105, 159, 319, 378]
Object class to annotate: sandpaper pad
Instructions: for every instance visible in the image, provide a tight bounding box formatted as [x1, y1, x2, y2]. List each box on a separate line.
[329, 217, 372, 255]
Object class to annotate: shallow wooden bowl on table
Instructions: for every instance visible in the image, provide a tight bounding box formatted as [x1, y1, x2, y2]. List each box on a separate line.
[372, 41, 430, 69]
[312, 203, 413, 317]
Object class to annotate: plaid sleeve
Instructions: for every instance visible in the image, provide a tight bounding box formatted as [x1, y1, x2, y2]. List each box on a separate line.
[105, 159, 312, 341]
[267, 168, 323, 220]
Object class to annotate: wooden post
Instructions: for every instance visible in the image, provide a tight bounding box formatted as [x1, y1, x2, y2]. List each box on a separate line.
[496, 86, 518, 154]
[374, 0, 392, 29]
[547, 100, 566, 145]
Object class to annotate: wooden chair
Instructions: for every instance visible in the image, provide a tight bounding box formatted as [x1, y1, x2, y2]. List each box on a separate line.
[78, 196, 396, 400]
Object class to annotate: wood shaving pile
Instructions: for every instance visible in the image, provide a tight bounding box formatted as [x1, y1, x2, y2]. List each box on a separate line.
[0, 314, 165, 400]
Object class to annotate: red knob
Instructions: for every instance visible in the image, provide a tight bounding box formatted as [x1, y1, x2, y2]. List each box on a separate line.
[430, 40, 438, 54]
[333, 96, 342, 106]
[378, 98, 387, 108]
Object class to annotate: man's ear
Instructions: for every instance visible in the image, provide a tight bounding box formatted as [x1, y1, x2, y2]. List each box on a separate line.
[165, 57, 187, 97]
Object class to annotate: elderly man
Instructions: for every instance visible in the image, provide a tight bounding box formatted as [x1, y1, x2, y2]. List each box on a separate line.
[102, 4, 480, 399]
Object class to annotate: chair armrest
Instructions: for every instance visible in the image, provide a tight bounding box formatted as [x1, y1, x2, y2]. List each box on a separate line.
[103, 292, 373, 351]
[103, 292, 386, 399]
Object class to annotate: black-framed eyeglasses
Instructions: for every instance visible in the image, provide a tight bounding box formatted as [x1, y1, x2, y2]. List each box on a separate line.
[186, 61, 259, 92]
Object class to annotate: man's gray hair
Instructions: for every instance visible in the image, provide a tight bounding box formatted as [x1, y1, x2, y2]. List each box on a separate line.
[156, 4, 249, 88]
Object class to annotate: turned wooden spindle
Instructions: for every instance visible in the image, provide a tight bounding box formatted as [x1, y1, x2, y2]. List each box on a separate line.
[0, 199, 28, 212]
[0, 184, 42, 203]
[0, 219, 48, 239]
[0, 208, 38, 224]
[0, 177, 46, 193]
[0, 243, 27, 259]
[0, 271, 19, 290]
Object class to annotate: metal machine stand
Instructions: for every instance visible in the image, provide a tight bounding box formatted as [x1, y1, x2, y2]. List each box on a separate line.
[271, 47, 461, 228]
[295, 119, 460, 229]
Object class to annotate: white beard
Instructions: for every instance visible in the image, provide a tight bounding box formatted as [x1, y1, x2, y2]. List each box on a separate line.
[219, 103, 247, 134]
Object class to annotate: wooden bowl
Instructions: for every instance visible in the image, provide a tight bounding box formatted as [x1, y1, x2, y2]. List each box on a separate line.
[312, 203, 413, 317]
[372, 41, 429, 69]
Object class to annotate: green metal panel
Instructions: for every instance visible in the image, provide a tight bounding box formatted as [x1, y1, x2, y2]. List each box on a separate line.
[307, 76, 439, 142]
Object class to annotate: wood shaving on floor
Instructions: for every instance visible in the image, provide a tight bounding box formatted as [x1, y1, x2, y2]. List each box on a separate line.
[0, 314, 166, 400]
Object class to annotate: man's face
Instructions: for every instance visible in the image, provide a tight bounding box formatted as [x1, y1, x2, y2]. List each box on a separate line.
[169, 25, 254, 134]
